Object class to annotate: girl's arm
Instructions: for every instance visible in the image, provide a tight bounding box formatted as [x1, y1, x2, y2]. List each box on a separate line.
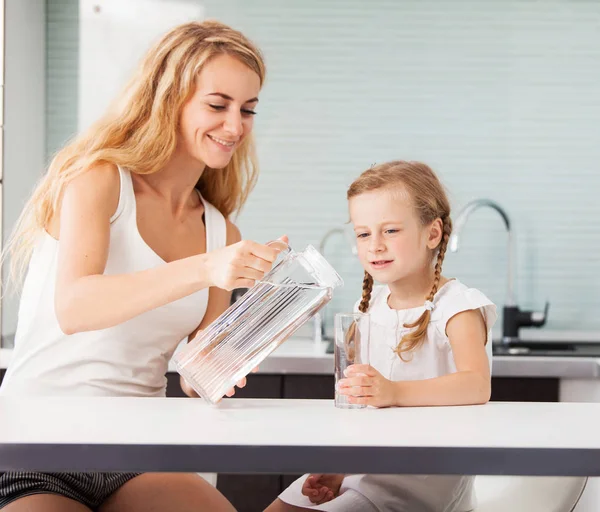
[54, 164, 275, 334]
[393, 309, 491, 406]
[341, 309, 491, 407]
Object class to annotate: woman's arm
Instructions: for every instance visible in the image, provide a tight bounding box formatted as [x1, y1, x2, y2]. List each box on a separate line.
[54, 164, 275, 334]
[341, 309, 491, 407]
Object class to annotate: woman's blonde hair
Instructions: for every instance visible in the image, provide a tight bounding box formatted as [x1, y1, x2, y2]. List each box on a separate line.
[347, 161, 452, 361]
[4, 20, 265, 287]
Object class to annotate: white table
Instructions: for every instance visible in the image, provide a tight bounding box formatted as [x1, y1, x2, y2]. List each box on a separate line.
[0, 397, 599, 476]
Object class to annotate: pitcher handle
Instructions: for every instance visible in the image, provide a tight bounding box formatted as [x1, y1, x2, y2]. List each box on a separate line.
[266, 238, 291, 256]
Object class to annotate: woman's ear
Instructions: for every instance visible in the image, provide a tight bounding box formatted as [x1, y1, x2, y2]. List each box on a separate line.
[427, 218, 443, 249]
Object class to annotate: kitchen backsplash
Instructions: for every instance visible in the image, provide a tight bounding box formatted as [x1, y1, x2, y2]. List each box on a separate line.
[44, 0, 600, 340]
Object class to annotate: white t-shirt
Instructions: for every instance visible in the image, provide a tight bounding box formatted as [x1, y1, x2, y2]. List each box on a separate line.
[1, 166, 227, 398]
[279, 279, 497, 512]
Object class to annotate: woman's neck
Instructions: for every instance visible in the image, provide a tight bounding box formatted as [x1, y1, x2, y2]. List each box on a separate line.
[138, 149, 206, 216]
[387, 270, 449, 310]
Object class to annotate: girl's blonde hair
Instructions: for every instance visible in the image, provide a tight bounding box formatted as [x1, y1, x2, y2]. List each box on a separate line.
[347, 161, 452, 360]
[5, 20, 265, 287]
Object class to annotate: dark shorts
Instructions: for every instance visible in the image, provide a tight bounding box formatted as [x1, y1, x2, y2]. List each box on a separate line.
[0, 472, 139, 510]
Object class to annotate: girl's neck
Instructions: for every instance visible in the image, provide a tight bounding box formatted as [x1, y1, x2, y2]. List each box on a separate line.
[387, 270, 449, 310]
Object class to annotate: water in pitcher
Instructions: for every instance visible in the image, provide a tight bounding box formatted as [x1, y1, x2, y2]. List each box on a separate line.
[174, 244, 343, 404]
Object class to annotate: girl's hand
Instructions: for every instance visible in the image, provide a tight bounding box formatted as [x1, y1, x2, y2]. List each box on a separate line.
[204, 236, 288, 291]
[301, 474, 344, 504]
[338, 364, 399, 408]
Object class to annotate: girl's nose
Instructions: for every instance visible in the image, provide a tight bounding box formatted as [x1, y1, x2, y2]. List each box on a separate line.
[369, 234, 385, 253]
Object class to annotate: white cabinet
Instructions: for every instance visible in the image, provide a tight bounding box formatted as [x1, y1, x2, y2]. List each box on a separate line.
[78, 0, 203, 131]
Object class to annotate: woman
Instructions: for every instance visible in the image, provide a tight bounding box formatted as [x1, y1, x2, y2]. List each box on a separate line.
[0, 20, 280, 511]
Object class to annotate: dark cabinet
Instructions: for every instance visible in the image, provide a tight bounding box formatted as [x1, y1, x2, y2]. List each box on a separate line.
[491, 377, 559, 402]
[283, 375, 334, 399]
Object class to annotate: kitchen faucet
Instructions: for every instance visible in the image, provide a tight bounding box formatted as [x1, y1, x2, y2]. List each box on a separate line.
[449, 199, 549, 345]
[312, 227, 357, 343]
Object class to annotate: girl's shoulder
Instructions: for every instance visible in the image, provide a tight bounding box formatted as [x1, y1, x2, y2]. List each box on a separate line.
[433, 279, 498, 337]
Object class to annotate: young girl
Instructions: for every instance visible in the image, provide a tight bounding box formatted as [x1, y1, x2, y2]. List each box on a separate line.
[0, 20, 281, 512]
[267, 161, 497, 512]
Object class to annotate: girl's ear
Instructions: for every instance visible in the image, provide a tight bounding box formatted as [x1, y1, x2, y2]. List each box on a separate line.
[427, 218, 443, 250]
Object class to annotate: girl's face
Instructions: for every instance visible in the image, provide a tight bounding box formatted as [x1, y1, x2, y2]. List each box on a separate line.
[349, 187, 442, 284]
[179, 54, 261, 169]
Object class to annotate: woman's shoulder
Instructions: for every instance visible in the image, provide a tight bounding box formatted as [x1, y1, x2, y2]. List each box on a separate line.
[64, 162, 120, 197]
[53, 163, 121, 229]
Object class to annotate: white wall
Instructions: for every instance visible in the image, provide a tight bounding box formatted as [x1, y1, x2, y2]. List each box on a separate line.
[2, 0, 46, 344]
[202, 0, 600, 340]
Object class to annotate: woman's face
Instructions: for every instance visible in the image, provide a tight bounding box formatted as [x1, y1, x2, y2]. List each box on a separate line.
[179, 54, 261, 169]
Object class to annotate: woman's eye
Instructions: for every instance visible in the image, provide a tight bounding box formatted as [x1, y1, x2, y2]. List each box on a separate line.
[209, 104, 256, 116]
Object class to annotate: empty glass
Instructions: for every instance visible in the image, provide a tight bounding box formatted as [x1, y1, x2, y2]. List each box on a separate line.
[334, 312, 370, 409]
[174, 241, 343, 404]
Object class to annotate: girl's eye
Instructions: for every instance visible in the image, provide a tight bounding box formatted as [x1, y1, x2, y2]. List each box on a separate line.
[356, 233, 369, 239]
[386, 229, 399, 234]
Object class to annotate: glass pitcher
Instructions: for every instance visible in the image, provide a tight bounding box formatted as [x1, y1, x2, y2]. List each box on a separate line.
[173, 241, 343, 404]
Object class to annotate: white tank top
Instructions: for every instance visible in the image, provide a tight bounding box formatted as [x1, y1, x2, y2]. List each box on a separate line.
[0, 167, 226, 397]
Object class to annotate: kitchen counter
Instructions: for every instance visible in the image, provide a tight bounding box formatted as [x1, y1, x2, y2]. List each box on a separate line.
[249, 339, 600, 379]
[2, 339, 600, 379]
[1, 396, 599, 475]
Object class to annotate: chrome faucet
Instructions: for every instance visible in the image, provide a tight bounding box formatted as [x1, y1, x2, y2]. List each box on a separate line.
[313, 227, 357, 344]
[449, 199, 549, 345]
[449, 199, 515, 307]
[319, 227, 358, 257]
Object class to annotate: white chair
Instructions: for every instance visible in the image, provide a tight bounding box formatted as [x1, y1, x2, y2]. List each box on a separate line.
[474, 476, 587, 512]
[198, 472, 218, 487]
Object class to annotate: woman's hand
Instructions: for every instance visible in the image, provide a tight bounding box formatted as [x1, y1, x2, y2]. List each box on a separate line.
[338, 364, 399, 408]
[301, 474, 344, 504]
[223, 366, 259, 398]
[204, 236, 288, 291]
[182, 366, 259, 400]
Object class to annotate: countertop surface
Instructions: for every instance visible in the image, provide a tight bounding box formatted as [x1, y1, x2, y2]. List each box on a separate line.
[249, 339, 600, 378]
[2, 338, 600, 378]
[0, 397, 599, 475]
